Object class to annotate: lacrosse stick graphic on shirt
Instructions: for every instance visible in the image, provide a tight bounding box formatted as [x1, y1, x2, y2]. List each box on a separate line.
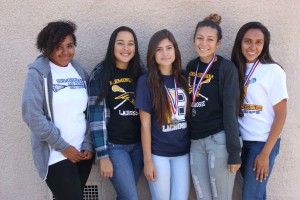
[112, 85, 134, 110]
[188, 76, 212, 101]
[53, 84, 84, 92]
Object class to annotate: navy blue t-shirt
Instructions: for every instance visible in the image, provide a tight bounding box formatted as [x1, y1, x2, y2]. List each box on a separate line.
[135, 74, 190, 157]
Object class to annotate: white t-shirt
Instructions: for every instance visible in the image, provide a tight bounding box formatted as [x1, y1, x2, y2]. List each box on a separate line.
[48, 62, 88, 165]
[238, 63, 288, 142]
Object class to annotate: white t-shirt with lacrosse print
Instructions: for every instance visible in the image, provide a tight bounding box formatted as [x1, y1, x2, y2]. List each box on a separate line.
[48, 61, 87, 165]
[238, 63, 288, 142]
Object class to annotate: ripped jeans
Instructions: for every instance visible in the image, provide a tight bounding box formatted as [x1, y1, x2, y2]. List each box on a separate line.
[190, 131, 236, 200]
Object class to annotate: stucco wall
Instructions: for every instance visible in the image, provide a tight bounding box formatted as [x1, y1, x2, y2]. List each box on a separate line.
[0, 0, 299, 199]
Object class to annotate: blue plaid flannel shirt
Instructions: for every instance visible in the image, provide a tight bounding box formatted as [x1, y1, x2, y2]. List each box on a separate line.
[88, 65, 110, 159]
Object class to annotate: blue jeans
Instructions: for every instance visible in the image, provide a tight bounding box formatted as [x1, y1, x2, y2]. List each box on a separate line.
[190, 131, 238, 200]
[148, 153, 190, 200]
[108, 142, 144, 200]
[241, 138, 281, 200]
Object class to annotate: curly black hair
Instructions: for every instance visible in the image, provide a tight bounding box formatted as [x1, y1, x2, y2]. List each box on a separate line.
[36, 20, 77, 58]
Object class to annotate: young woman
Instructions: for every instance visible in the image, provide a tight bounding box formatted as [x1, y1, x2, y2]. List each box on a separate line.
[22, 21, 94, 200]
[135, 29, 191, 200]
[231, 22, 288, 200]
[187, 14, 242, 199]
[88, 26, 144, 200]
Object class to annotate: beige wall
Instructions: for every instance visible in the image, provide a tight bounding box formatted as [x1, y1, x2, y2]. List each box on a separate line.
[0, 0, 299, 199]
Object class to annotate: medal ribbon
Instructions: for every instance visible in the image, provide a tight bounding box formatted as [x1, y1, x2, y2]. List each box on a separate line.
[192, 53, 216, 104]
[244, 59, 260, 87]
[164, 78, 178, 115]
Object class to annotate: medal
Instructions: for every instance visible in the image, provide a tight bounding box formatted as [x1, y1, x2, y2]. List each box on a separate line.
[239, 111, 244, 117]
[244, 59, 260, 88]
[164, 78, 179, 124]
[241, 59, 260, 115]
[171, 117, 179, 125]
[192, 54, 216, 104]
[192, 108, 196, 117]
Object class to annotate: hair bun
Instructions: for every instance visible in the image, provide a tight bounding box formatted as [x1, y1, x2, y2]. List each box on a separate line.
[204, 14, 222, 25]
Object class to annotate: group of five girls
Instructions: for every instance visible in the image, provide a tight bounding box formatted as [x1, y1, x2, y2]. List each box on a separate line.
[23, 13, 287, 200]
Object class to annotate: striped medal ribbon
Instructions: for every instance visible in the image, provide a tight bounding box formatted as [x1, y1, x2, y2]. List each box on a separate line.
[192, 53, 216, 104]
[164, 78, 179, 125]
[239, 59, 260, 117]
[244, 59, 260, 88]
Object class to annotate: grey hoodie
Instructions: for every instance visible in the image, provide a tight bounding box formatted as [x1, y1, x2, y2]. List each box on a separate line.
[22, 55, 94, 180]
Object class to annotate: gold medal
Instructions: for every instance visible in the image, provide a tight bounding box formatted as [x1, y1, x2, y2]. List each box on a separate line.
[192, 108, 196, 117]
[171, 117, 179, 125]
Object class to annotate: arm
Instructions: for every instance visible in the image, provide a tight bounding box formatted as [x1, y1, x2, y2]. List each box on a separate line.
[139, 110, 156, 182]
[221, 61, 242, 168]
[254, 99, 287, 182]
[254, 65, 288, 181]
[22, 69, 69, 151]
[80, 67, 94, 159]
[135, 74, 156, 181]
[22, 69, 86, 162]
[81, 127, 94, 160]
[88, 67, 113, 177]
[81, 128, 93, 160]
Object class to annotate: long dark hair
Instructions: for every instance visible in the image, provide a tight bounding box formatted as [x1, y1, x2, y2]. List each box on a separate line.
[231, 22, 278, 110]
[95, 26, 143, 102]
[147, 29, 190, 125]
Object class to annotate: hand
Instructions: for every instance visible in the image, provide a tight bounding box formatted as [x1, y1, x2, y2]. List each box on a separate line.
[144, 161, 156, 182]
[254, 153, 269, 182]
[228, 164, 241, 173]
[82, 150, 93, 160]
[61, 145, 85, 163]
[100, 157, 113, 178]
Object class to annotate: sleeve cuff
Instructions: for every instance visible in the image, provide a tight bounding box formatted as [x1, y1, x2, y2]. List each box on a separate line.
[81, 142, 94, 153]
[53, 139, 69, 151]
[228, 152, 241, 165]
[96, 150, 108, 160]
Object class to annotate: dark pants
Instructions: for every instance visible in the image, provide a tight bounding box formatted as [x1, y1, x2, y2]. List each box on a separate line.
[46, 158, 93, 200]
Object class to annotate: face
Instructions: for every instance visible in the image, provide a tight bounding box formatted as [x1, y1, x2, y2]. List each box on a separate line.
[194, 26, 220, 63]
[114, 31, 135, 69]
[241, 29, 264, 63]
[155, 38, 176, 71]
[50, 35, 75, 67]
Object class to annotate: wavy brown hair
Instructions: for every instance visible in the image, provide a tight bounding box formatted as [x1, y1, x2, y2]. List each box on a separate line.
[147, 29, 190, 125]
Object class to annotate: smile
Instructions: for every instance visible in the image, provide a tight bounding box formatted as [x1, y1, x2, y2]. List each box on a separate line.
[200, 48, 209, 51]
[121, 53, 130, 56]
[60, 56, 71, 59]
